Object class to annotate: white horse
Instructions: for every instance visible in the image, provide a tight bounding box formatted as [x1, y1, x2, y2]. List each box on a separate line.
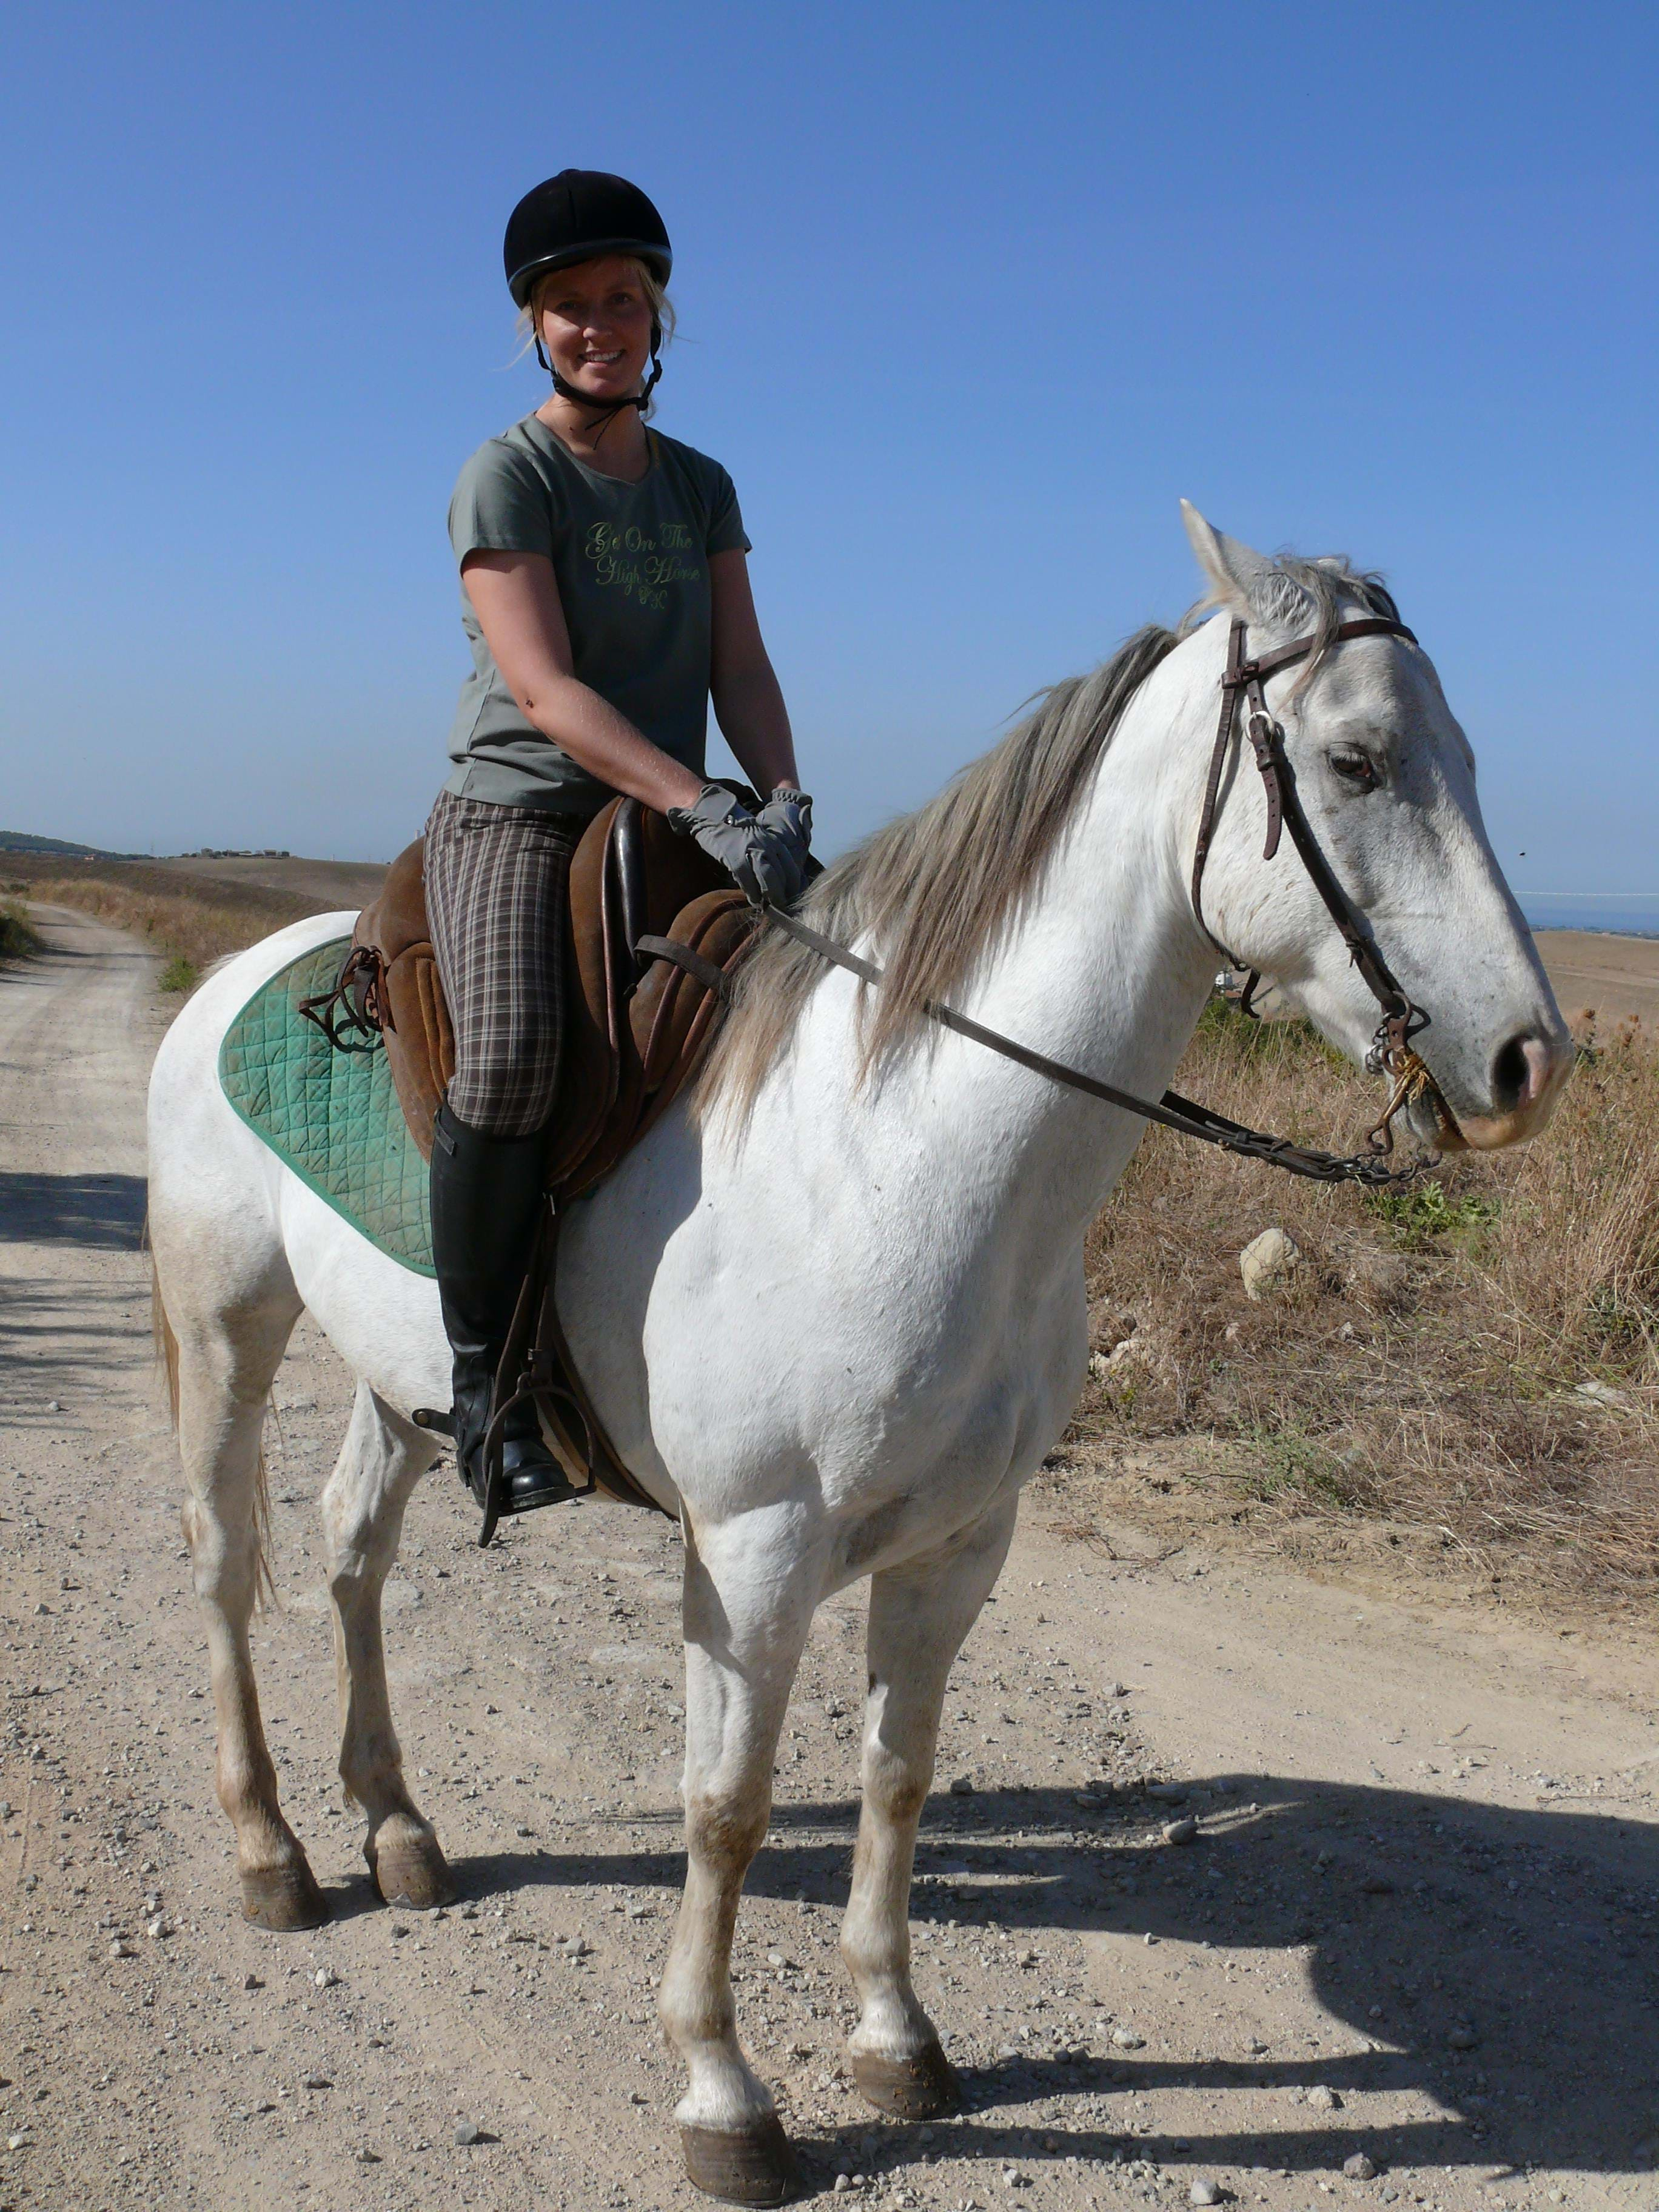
[147, 509, 1570, 2205]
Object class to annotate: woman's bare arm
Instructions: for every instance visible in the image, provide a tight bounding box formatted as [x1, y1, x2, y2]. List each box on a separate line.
[460, 550, 706, 813]
[708, 550, 802, 796]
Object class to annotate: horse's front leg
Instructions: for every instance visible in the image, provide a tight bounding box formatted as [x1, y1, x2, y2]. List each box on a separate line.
[843, 1494, 1018, 2117]
[321, 1381, 454, 1909]
[660, 1509, 817, 2207]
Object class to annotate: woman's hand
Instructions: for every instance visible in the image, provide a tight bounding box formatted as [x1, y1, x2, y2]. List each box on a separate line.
[668, 783, 810, 906]
[753, 786, 813, 857]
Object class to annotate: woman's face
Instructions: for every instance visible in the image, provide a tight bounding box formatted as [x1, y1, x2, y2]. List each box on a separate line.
[536, 256, 654, 401]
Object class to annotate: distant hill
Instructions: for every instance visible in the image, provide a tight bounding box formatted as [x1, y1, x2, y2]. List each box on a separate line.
[0, 830, 140, 858]
[2, 841, 386, 917]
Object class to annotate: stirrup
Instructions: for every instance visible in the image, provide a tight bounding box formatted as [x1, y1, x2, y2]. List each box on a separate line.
[468, 1387, 585, 1546]
[412, 1404, 579, 1543]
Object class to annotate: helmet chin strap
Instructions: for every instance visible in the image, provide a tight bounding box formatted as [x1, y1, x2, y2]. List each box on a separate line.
[536, 321, 662, 437]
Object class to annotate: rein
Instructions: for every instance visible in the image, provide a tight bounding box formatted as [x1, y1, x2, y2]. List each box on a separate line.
[765, 612, 1441, 1190]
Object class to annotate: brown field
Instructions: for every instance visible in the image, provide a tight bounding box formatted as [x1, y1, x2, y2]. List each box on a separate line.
[161, 850, 389, 907]
[1074, 995, 1659, 1608]
[1533, 926, 1659, 1027]
[1, 850, 384, 985]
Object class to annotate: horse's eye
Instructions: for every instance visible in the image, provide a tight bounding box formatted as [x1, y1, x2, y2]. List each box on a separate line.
[1329, 749, 1379, 789]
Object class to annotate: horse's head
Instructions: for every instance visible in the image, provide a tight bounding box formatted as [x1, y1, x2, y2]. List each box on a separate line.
[1179, 503, 1572, 1151]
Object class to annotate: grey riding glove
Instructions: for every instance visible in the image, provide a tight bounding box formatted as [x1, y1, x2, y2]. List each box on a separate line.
[666, 782, 811, 907]
[754, 786, 814, 857]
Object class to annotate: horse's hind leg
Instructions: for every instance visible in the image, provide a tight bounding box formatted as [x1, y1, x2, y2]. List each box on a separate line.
[321, 1381, 453, 1909]
[842, 1495, 1018, 2118]
[158, 1241, 323, 1929]
[659, 1513, 817, 2206]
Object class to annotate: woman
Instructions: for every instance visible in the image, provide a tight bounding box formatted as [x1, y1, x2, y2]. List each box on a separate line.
[427, 168, 812, 1520]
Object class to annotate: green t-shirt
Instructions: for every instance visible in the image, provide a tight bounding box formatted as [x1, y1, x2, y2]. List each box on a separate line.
[443, 415, 751, 816]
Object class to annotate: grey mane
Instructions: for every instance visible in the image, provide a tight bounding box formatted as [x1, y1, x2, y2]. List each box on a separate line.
[699, 551, 1397, 1120]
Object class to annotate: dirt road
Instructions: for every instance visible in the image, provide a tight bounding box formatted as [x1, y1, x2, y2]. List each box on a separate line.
[3, 908, 1657, 2212]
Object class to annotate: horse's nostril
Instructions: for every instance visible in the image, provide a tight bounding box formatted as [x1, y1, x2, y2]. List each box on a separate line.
[1490, 1033, 1538, 1115]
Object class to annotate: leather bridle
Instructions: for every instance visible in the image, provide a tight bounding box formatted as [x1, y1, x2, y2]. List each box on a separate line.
[765, 611, 1441, 1187]
[1192, 616, 1427, 1078]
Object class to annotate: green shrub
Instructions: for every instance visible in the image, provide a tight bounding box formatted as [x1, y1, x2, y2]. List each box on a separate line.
[1366, 1179, 1500, 1252]
[1234, 1421, 1355, 1508]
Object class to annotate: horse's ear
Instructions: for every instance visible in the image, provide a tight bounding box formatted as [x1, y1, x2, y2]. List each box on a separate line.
[1180, 500, 1311, 631]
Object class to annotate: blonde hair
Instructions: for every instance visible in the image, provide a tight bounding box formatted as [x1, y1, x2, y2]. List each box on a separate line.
[515, 256, 676, 406]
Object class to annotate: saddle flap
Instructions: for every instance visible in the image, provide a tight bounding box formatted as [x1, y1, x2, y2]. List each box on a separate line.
[632, 891, 757, 1089]
[356, 838, 431, 968]
[379, 945, 453, 1156]
[343, 836, 454, 1164]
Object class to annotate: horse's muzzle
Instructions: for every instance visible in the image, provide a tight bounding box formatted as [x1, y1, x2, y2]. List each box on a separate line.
[1424, 1029, 1574, 1153]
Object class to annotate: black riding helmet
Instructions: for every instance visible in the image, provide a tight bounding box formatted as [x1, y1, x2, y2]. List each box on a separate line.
[503, 169, 672, 303]
[504, 170, 672, 423]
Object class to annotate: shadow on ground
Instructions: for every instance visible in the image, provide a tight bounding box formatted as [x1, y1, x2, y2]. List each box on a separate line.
[0, 1170, 148, 1248]
[450, 1775, 1657, 2187]
[0, 1272, 152, 1423]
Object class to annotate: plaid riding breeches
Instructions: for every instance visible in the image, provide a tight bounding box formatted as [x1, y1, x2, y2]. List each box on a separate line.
[423, 788, 585, 1139]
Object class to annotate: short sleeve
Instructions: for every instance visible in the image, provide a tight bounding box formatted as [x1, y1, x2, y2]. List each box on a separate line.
[706, 465, 751, 557]
[448, 439, 557, 568]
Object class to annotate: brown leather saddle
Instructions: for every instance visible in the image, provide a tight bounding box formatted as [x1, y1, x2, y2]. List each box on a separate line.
[301, 793, 760, 1535]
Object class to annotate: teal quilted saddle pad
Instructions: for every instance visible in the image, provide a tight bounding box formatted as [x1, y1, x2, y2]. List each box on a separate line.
[218, 936, 435, 1276]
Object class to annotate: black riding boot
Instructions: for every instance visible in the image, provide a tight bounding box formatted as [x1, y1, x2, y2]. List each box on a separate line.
[429, 1102, 577, 1517]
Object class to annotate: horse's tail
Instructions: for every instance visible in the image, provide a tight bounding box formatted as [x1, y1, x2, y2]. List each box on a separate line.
[150, 1246, 181, 1424]
[150, 1244, 275, 1609]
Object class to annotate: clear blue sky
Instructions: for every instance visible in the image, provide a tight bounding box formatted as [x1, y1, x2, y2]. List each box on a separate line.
[2, 1, 1654, 890]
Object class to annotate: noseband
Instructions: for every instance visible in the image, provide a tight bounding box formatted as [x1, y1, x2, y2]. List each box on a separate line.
[765, 612, 1438, 1187]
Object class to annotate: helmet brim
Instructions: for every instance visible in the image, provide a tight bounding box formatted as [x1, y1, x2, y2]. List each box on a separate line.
[508, 239, 673, 307]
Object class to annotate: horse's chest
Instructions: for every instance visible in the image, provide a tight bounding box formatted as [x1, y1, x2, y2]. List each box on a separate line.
[823, 1265, 1085, 1481]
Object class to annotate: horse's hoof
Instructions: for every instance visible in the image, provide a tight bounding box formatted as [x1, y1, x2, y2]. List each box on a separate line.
[240, 1861, 329, 1931]
[366, 1830, 456, 1911]
[850, 2038, 960, 2119]
[680, 2116, 800, 2205]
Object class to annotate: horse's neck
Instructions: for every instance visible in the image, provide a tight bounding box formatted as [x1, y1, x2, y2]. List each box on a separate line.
[877, 640, 1220, 1253]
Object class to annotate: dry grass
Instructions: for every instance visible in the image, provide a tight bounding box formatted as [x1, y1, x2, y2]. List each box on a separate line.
[2, 856, 329, 988]
[0, 896, 42, 964]
[1077, 1000, 1659, 1603]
